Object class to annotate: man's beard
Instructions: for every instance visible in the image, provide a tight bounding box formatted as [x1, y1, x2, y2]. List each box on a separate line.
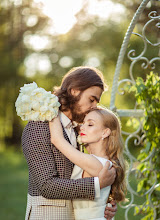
[71, 104, 88, 123]
[70, 93, 89, 123]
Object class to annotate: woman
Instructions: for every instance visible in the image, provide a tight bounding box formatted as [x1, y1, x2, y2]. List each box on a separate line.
[49, 107, 127, 220]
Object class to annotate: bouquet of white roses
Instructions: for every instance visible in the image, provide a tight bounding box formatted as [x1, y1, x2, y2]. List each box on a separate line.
[15, 82, 61, 121]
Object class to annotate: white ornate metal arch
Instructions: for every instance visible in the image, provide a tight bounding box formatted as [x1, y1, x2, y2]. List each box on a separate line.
[110, 0, 160, 219]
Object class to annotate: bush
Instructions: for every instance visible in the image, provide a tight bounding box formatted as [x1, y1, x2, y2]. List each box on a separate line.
[130, 72, 160, 219]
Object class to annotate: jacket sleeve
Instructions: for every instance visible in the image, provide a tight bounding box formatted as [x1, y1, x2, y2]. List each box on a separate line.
[22, 121, 95, 200]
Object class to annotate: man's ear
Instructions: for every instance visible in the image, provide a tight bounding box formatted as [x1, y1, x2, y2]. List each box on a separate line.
[102, 128, 111, 139]
[71, 89, 81, 96]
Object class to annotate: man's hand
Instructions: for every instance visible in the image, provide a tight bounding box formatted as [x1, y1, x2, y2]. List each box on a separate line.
[98, 161, 116, 189]
[104, 200, 117, 220]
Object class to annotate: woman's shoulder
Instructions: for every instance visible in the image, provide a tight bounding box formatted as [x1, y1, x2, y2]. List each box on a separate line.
[91, 154, 112, 168]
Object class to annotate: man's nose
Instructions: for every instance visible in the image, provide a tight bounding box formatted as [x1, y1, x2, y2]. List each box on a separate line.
[91, 101, 97, 108]
[80, 124, 84, 131]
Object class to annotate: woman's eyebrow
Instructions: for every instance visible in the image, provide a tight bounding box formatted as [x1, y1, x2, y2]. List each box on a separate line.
[87, 119, 95, 122]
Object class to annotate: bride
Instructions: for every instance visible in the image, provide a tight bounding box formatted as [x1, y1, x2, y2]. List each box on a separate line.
[49, 107, 127, 220]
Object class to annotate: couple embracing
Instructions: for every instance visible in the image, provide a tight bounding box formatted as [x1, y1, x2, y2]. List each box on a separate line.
[22, 66, 126, 220]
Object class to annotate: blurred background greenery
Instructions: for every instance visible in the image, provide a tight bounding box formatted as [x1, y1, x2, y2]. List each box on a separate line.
[0, 0, 159, 219]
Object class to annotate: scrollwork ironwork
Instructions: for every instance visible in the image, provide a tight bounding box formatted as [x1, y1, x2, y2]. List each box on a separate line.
[109, 0, 160, 219]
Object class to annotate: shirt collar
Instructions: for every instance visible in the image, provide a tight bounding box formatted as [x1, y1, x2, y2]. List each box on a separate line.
[59, 111, 78, 129]
[59, 111, 71, 129]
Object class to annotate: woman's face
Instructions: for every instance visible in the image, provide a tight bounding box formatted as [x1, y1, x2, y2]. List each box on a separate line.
[80, 111, 105, 144]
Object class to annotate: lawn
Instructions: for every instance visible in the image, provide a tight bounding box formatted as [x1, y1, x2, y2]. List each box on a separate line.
[0, 148, 145, 220]
[0, 148, 28, 220]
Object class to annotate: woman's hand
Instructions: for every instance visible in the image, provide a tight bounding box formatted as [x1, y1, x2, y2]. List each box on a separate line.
[49, 115, 63, 145]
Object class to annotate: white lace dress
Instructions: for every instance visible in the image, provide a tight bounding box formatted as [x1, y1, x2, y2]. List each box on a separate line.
[71, 155, 112, 220]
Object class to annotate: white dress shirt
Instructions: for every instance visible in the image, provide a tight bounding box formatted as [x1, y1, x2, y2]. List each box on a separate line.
[59, 111, 100, 198]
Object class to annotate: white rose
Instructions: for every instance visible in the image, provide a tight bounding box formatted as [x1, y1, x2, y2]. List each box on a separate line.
[31, 101, 40, 111]
[17, 103, 32, 114]
[39, 100, 45, 106]
[45, 91, 52, 98]
[50, 108, 58, 119]
[30, 112, 40, 121]
[52, 94, 58, 102]
[20, 82, 37, 94]
[40, 106, 49, 113]
[21, 95, 31, 103]
[16, 108, 22, 117]
[77, 135, 82, 145]
[53, 107, 59, 116]
[15, 98, 21, 108]
[44, 97, 51, 106]
[39, 113, 47, 121]
[50, 97, 61, 108]
[23, 112, 32, 121]
[21, 115, 25, 121]
[15, 93, 24, 107]
[45, 111, 54, 121]
[31, 88, 46, 99]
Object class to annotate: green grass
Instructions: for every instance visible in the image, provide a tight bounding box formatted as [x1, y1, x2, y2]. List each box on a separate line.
[0, 148, 146, 220]
[0, 148, 28, 220]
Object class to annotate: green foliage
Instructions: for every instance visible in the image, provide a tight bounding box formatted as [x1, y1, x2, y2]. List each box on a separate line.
[0, 0, 128, 148]
[0, 0, 159, 153]
[0, 0, 52, 147]
[130, 72, 160, 219]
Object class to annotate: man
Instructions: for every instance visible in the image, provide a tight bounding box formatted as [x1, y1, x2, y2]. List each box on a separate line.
[22, 66, 117, 220]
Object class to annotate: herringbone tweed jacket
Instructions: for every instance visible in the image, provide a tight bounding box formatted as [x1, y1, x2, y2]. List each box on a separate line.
[22, 121, 95, 220]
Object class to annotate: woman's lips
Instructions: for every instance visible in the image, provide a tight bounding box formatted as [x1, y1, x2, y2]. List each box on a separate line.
[80, 133, 86, 136]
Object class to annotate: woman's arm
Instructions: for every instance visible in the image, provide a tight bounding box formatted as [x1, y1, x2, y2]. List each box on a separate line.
[22, 121, 95, 200]
[49, 116, 103, 177]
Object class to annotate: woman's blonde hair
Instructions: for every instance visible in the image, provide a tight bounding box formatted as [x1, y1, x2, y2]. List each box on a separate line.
[90, 107, 127, 202]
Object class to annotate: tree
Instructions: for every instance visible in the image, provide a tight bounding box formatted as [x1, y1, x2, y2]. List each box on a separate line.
[0, 0, 51, 147]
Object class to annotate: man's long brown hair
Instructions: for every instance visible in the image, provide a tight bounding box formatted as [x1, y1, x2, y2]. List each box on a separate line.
[54, 66, 106, 112]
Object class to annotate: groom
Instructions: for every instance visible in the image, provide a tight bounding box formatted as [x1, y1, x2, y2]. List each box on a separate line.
[22, 66, 117, 220]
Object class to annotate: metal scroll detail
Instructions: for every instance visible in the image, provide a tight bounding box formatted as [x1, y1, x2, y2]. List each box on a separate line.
[110, 0, 160, 219]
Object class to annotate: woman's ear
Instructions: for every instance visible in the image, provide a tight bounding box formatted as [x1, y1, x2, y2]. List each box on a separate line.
[102, 128, 111, 139]
[71, 89, 80, 96]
